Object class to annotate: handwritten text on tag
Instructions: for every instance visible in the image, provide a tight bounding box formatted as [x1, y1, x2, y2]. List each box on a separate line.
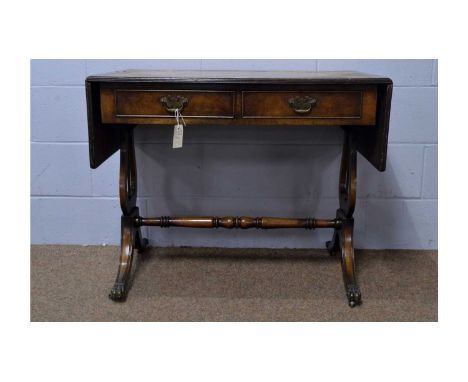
[172, 124, 184, 148]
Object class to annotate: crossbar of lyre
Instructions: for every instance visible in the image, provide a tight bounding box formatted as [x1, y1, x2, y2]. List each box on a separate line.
[135, 216, 342, 230]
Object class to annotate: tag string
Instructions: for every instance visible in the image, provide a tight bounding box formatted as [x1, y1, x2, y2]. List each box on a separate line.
[180, 112, 186, 127]
[174, 108, 186, 127]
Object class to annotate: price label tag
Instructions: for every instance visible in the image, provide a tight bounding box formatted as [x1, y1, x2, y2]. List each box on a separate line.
[172, 123, 184, 148]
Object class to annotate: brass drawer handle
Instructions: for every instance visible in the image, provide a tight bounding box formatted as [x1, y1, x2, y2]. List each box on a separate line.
[288, 96, 317, 114]
[160, 95, 188, 113]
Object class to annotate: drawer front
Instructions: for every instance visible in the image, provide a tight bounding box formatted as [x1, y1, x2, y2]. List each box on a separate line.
[101, 89, 235, 122]
[242, 90, 377, 123]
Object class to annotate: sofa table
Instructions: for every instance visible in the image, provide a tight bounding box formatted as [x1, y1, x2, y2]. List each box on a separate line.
[86, 70, 393, 307]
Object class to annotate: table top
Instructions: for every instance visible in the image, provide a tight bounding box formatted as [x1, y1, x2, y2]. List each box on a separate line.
[86, 69, 393, 172]
[87, 70, 392, 84]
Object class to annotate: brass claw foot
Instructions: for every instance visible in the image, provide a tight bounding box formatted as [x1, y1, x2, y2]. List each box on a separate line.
[110, 214, 137, 302]
[109, 282, 127, 301]
[346, 284, 362, 308]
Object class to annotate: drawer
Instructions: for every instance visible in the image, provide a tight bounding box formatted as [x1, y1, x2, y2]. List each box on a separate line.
[242, 89, 377, 124]
[100, 88, 235, 122]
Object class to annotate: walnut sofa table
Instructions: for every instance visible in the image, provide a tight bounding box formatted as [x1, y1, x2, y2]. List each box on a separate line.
[86, 70, 393, 307]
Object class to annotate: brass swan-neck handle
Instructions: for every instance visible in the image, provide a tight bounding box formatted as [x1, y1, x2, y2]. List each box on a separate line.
[288, 95, 317, 114]
[160, 95, 189, 113]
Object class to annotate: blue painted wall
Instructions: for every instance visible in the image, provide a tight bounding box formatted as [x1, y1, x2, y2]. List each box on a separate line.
[31, 59, 438, 249]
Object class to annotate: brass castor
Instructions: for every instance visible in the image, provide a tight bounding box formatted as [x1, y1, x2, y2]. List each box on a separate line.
[346, 284, 362, 308]
[109, 282, 127, 301]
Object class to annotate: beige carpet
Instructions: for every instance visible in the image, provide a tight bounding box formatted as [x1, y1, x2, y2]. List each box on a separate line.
[31, 246, 437, 321]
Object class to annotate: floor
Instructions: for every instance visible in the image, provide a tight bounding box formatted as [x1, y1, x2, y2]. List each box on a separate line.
[30, 246, 437, 321]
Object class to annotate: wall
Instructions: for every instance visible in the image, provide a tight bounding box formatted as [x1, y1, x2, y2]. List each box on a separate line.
[31, 59, 438, 249]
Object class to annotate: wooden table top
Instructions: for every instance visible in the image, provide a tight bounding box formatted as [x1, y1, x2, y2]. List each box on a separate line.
[87, 70, 392, 84]
[86, 70, 393, 172]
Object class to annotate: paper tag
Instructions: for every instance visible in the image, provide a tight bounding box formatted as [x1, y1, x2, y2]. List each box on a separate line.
[172, 124, 184, 148]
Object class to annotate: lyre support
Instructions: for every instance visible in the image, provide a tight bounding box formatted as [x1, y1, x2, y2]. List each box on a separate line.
[326, 130, 361, 307]
[109, 128, 148, 301]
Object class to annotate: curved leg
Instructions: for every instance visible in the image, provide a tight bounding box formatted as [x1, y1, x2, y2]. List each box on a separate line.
[109, 127, 148, 301]
[109, 215, 136, 301]
[340, 219, 361, 307]
[326, 130, 361, 306]
[326, 130, 356, 253]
